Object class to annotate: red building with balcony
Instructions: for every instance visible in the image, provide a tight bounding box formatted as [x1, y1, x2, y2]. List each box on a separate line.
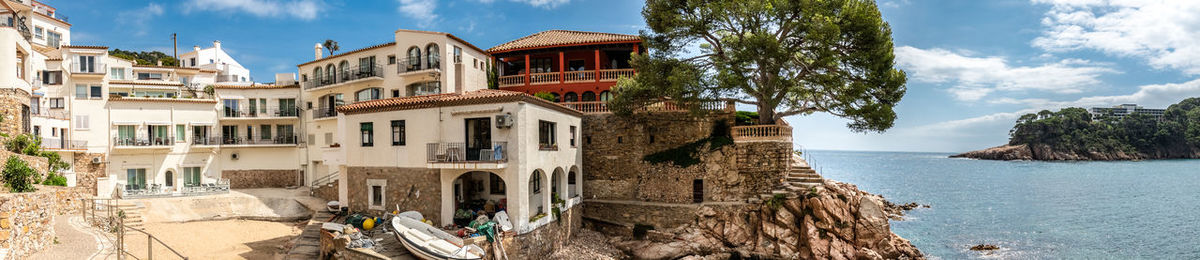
[488, 30, 642, 103]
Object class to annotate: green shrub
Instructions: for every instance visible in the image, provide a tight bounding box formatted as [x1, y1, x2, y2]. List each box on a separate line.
[4, 134, 70, 174]
[643, 120, 734, 167]
[3, 156, 37, 192]
[765, 193, 787, 210]
[42, 172, 67, 186]
[533, 91, 557, 102]
[735, 111, 759, 126]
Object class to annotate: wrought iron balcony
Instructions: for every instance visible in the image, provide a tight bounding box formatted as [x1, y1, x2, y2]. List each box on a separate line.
[113, 136, 175, 147]
[221, 106, 300, 118]
[220, 135, 299, 145]
[302, 64, 384, 90]
[426, 142, 508, 163]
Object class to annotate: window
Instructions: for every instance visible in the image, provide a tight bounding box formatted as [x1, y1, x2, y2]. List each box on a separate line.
[599, 91, 613, 101]
[45, 98, 61, 109]
[127, 169, 147, 188]
[360, 122, 373, 147]
[34, 26, 43, 39]
[110, 67, 125, 80]
[338, 60, 350, 80]
[74, 115, 88, 129]
[391, 120, 405, 146]
[32, 126, 39, 137]
[324, 133, 333, 145]
[136, 73, 163, 80]
[176, 124, 185, 142]
[356, 88, 381, 102]
[75, 85, 86, 98]
[260, 124, 273, 140]
[51, 127, 57, 137]
[530, 172, 541, 194]
[184, 167, 202, 187]
[490, 174, 505, 195]
[564, 92, 578, 102]
[570, 126, 577, 147]
[407, 47, 421, 71]
[193, 125, 211, 143]
[278, 99, 297, 117]
[392, 89, 401, 98]
[406, 81, 441, 96]
[308, 134, 316, 144]
[77, 55, 95, 73]
[47, 32, 61, 48]
[582, 91, 596, 102]
[223, 99, 240, 117]
[359, 56, 377, 74]
[42, 71, 61, 85]
[165, 171, 173, 187]
[117, 125, 136, 143]
[301, 74, 308, 82]
[538, 120, 557, 150]
[426, 44, 440, 69]
[277, 125, 295, 143]
[453, 46, 462, 63]
[222, 125, 238, 143]
[367, 179, 386, 210]
[190, 58, 197, 66]
[313, 67, 323, 82]
[387, 55, 396, 65]
[90, 86, 102, 99]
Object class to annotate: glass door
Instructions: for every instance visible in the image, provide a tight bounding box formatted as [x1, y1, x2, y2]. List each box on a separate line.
[117, 125, 136, 145]
[126, 169, 146, 190]
[464, 118, 491, 161]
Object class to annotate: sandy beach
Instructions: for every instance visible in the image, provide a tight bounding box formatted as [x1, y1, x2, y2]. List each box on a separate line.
[120, 219, 305, 259]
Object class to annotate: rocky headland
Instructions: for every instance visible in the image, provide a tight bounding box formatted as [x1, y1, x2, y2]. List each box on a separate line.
[612, 180, 925, 260]
[950, 143, 1168, 161]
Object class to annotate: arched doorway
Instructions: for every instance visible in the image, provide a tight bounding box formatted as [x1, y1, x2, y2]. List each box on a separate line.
[529, 170, 546, 217]
[164, 170, 174, 188]
[568, 166, 580, 198]
[552, 167, 565, 201]
[451, 171, 506, 226]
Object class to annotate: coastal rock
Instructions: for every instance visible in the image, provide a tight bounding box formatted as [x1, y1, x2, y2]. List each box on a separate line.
[950, 143, 1193, 161]
[969, 244, 999, 251]
[950, 144, 1034, 160]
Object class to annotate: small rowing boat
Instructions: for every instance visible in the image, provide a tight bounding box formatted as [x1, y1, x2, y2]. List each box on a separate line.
[391, 211, 486, 260]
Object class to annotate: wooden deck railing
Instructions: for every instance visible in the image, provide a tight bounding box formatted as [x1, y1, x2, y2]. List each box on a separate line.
[564, 70, 594, 83]
[528, 72, 560, 85]
[498, 75, 523, 86]
[732, 124, 793, 142]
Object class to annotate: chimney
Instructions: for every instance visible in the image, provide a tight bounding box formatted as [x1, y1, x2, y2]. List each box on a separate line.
[314, 43, 323, 60]
[193, 45, 200, 52]
[213, 40, 222, 49]
[156, 60, 163, 66]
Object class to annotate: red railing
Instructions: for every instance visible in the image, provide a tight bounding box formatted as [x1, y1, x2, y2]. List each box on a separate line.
[562, 101, 732, 114]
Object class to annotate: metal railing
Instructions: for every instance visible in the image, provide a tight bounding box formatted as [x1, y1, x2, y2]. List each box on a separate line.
[121, 179, 230, 198]
[732, 124, 793, 142]
[221, 106, 300, 118]
[311, 170, 340, 187]
[113, 136, 175, 147]
[192, 136, 220, 145]
[397, 58, 442, 74]
[70, 63, 107, 74]
[221, 135, 299, 145]
[31, 109, 69, 119]
[215, 74, 251, 83]
[312, 106, 338, 119]
[426, 142, 508, 163]
[80, 198, 189, 260]
[38, 138, 86, 150]
[302, 64, 384, 90]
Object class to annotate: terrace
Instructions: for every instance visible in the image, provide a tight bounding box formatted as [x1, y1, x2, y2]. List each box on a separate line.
[426, 141, 508, 169]
[301, 64, 384, 90]
[221, 106, 300, 119]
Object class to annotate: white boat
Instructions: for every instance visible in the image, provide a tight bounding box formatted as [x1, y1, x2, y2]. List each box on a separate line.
[390, 211, 486, 260]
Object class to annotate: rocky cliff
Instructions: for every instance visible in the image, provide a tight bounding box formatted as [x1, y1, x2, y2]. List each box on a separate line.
[615, 180, 923, 260]
[950, 144, 1159, 161]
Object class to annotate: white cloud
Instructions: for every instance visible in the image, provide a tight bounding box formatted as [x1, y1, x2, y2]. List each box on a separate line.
[184, 0, 321, 20]
[397, 0, 438, 28]
[118, 3, 164, 36]
[474, 0, 569, 8]
[1032, 0, 1200, 74]
[895, 46, 1118, 101]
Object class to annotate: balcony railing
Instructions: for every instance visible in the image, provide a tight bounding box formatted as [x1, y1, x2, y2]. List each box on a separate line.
[302, 64, 384, 90]
[70, 63, 107, 74]
[732, 124, 793, 142]
[113, 136, 175, 147]
[222, 106, 300, 118]
[190, 136, 219, 145]
[397, 58, 442, 74]
[39, 138, 86, 150]
[31, 109, 69, 119]
[215, 75, 250, 83]
[312, 106, 338, 119]
[498, 68, 635, 87]
[426, 142, 508, 163]
[221, 136, 299, 145]
[562, 100, 733, 114]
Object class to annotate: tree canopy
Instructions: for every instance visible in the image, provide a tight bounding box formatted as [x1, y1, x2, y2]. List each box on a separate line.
[1008, 98, 1200, 157]
[611, 0, 907, 131]
[109, 49, 178, 66]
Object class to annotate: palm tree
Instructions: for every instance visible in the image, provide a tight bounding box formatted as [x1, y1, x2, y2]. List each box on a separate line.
[323, 39, 340, 56]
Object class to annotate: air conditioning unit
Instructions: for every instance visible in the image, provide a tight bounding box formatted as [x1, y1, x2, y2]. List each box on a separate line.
[495, 113, 514, 128]
[91, 157, 102, 164]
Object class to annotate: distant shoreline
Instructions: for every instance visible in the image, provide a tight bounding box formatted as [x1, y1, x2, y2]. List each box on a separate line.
[949, 144, 1200, 161]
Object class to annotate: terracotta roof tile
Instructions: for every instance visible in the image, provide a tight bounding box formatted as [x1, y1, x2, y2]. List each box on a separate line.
[337, 89, 583, 116]
[108, 80, 184, 87]
[298, 42, 397, 67]
[108, 96, 217, 104]
[62, 45, 108, 49]
[487, 30, 640, 53]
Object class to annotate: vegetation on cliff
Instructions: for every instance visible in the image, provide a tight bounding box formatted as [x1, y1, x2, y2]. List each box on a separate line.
[961, 97, 1200, 160]
[109, 49, 178, 66]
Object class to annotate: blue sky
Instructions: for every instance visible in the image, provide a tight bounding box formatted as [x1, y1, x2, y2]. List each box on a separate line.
[48, 0, 1200, 153]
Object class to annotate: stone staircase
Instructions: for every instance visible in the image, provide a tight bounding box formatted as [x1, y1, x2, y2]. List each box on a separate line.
[285, 210, 334, 260]
[114, 202, 145, 229]
[757, 155, 824, 201]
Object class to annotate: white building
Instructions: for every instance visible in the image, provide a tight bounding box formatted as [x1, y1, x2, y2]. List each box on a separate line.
[335, 89, 583, 234]
[179, 40, 252, 83]
[1090, 104, 1166, 120]
[298, 29, 492, 190]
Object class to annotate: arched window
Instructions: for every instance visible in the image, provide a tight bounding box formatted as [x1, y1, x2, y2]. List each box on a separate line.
[313, 67, 323, 82]
[529, 170, 546, 215]
[564, 92, 578, 102]
[426, 44, 440, 69]
[581, 91, 596, 102]
[407, 81, 441, 96]
[356, 88, 382, 102]
[407, 47, 421, 71]
[325, 64, 336, 83]
[599, 91, 612, 101]
[338, 60, 350, 80]
[568, 170, 577, 198]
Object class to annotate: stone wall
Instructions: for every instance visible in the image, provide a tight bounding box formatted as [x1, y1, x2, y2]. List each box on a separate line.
[0, 185, 87, 258]
[503, 205, 583, 259]
[0, 89, 30, 137]
[72, 152, 106, 196]
[223, 169, 300, 189]
[0, 149, 50, 180]
[734, 141, 792, 194]
[583, 200, 749, 230]
[345, 167, 441, 221]
[313, 180, 339, 202]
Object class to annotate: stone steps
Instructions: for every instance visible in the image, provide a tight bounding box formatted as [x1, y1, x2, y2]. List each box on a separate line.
[114, 203, 145, 229]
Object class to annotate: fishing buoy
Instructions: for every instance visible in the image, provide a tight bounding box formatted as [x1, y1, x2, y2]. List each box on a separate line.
[363, 218, 376, 230]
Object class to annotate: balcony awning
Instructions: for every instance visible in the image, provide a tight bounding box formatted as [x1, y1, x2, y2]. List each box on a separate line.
[112, 121, 140, 125]
[146, 121, 172, 125]
[189, 122, 214, 126]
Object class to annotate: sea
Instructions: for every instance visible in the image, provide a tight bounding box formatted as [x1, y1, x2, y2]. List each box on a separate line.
[804, 150, 1200, 259]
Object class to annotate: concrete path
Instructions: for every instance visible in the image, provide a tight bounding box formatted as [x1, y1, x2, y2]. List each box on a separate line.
[29, 215, 114, 260]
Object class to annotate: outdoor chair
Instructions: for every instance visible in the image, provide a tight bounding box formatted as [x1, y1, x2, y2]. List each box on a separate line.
[435, 144, 450, 162]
